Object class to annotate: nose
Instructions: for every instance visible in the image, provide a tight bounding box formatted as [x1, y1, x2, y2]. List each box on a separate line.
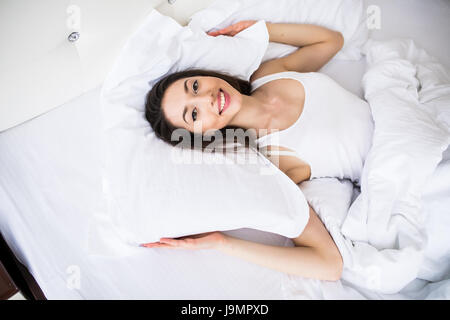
[190, 90, 216, 112]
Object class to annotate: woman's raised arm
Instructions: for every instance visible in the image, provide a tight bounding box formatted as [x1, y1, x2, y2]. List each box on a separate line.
[208, 20, 343, 76]
[266, 22, 344, 72]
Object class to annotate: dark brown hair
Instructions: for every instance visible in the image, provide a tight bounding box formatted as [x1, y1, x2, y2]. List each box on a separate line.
[145, 68, 258, 153]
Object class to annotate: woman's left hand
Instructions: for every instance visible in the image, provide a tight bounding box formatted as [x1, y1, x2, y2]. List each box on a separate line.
[207, 20, 257, 37]
[140, 231, 228, 250]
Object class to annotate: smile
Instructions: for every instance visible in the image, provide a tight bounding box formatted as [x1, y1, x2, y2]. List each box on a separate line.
[218, 89, 230, 115]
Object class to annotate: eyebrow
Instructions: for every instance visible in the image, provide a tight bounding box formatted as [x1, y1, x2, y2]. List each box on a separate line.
[182, 79, 190, 124]
[182, 106, 188, 124]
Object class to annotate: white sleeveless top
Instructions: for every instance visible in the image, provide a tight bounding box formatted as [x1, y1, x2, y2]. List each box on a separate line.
[251, 71, 374, 185]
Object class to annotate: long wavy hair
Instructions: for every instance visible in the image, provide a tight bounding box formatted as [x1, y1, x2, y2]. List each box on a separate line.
[145, 69, 260, 154]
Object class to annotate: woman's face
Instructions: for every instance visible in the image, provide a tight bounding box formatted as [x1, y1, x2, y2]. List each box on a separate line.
[161, 76, 242, 134]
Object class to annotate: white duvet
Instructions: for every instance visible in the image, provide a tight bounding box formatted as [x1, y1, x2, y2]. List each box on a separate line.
[283, 38, 450, 299]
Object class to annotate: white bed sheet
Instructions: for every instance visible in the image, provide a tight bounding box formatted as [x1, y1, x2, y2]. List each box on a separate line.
[1, 0, 449, 299]
[0, 87, 296, 299]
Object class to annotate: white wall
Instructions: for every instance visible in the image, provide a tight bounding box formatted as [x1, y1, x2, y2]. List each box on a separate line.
[0, 0, 165, 131]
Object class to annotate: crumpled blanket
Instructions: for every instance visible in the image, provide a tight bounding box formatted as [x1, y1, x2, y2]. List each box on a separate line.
[289, 38, 450, 296]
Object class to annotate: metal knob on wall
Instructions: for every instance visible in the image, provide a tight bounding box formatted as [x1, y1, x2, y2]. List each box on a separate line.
[67, 32, 80, 42]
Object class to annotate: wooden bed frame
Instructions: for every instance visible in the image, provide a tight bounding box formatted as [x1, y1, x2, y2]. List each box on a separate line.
[0, 232, 46, 300]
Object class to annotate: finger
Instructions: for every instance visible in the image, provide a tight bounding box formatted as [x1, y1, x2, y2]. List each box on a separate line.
[208, 28, 225, 34]
[207, 31, 220, 37]
[161, 238, 196, 248]
[141, 242, 163, 247]
[141, 242, 174, 248]
[218, 26, 233, 35]
[141, 239, 183, 247]
[140, 241, 159, 247]
[218, 26, 230, 32]
[160, 238, 182, 246]
[208, 26, 235, 37]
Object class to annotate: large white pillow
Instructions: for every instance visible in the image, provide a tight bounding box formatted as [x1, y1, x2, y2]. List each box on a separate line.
[189, 0, 369, 62]
[97, 9, 310, 251]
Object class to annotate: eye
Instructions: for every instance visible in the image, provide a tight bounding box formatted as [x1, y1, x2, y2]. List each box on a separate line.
[192, 80, 199, 93]
[192, 107, 198, 122]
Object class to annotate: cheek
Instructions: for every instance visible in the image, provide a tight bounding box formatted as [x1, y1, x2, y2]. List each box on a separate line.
[196, 116, 223, 133]
[229, 92, 241, 113]
[207, 117, 222, 131]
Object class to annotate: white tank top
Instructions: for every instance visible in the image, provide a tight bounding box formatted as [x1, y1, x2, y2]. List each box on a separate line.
[251, 71, 374, 185]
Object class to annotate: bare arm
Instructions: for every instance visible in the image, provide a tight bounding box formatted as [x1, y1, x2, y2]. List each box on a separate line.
[218, 206, 343, 281]
[267, 22, 344, 72]
[214, 146, 341, 281]
[251, 23, 343, 81]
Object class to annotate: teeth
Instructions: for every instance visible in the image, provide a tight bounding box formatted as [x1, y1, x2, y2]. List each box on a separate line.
[220, 91, 225, 112]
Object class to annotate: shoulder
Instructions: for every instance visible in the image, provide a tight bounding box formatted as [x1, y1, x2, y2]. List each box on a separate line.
[250, 57, 288, 83]
[262, 145, 311, 184]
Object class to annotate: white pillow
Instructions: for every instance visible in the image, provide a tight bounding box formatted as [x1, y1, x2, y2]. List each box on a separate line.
[98, 9, 310, 250]
[189, 0, 369, 62]
[102, 9, 269, 98]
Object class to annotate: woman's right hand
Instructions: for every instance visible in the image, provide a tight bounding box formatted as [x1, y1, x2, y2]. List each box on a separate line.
[140, 231, 228, 250]
[207, 20, 258, 37]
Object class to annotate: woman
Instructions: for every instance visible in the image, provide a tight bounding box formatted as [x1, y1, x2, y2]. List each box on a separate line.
[142, 21, 374, 281]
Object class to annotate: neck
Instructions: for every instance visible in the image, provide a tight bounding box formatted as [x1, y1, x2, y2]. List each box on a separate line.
[228, 92, 274, 136]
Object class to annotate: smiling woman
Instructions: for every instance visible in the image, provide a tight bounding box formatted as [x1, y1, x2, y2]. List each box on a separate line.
[145, 68, 257, 150]
[142, 20, 349, 282]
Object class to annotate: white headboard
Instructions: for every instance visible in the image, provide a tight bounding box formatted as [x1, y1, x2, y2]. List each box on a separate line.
[0, 0, 215, 132]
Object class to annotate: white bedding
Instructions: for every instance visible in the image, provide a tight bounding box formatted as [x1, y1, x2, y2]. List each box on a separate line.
[285, 38, 450, 299]
[1, 0, 449, 299]
[0, 87, 291, 299]
[0, 90, 448, 299]
[285, 164, 450, 300]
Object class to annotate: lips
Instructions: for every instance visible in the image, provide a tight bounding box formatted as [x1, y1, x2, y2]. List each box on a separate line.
[217, 89, 231, 115]
[221, 89, 230, 114]
[217, 90, 221, 114]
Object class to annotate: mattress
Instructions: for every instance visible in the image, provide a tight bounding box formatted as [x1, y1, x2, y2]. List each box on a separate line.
[1, 0, 449, 299]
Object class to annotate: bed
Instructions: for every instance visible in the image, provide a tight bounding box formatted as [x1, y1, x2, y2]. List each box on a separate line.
[0, 0, 449, 299]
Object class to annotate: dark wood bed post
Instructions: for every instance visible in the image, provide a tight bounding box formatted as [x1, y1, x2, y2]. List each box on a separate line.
[0, 232, 46, 300]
